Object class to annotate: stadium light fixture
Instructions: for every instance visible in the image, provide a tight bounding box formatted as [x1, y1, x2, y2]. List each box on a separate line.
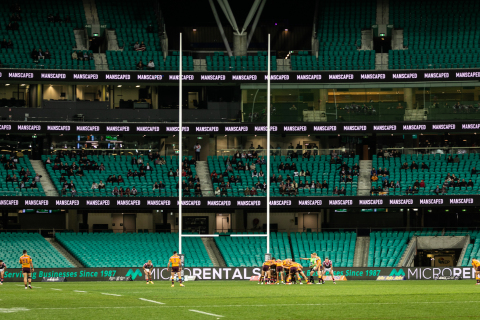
[117, 85, 122, 87]
[136, 85, 140, 88]
[5, 84, 10, 86]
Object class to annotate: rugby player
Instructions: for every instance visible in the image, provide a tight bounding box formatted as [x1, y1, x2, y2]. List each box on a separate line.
[268, 259, 277, 284]
[472, 258, 480, 285]
[258, 258, 275, 284]
[275, 259, 284, 284]
[19, 250, 33, 289]
[321, 257, 336, 284]
[282, 259, 293, 284]
[300, 253, 321, 284]
[167, 251, 184, 287]
[292, 261, 309, 284]
[0, 259, 6, 285]
[143, 260, 154, 284]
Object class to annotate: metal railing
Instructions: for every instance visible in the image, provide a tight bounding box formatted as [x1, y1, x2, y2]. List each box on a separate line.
[216, 148, 357, 158]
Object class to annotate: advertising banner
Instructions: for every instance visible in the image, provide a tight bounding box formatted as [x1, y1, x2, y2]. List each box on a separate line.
[0, 195, 477, 209]
[1, 69, 480, 84]
[2, 267, 477, 282]
[1, 121, 480, 135]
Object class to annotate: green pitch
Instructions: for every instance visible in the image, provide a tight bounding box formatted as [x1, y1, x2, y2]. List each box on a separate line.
[0, 280, 479, 319]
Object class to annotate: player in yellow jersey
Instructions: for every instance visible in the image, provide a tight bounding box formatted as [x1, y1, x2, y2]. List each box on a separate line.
[291, 262, 309, 284]
[275, 259, 284, 284]
[167, 251, 184, 287]
[19, 250, 33, 289]
[258, 258, 274, 284]
[472, 258, 480, 285]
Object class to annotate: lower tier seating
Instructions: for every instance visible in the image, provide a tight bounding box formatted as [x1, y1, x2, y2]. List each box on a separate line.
[291, 232, 356, 268]
[55, 232, 212, 267]
[1, 232, 73, 268]
[214, 232, 292, 267]
[368, 231, 410, 267]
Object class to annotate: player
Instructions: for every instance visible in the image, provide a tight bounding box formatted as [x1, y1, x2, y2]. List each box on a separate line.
[282, 259, 293, 284]
[472, 258, 480, 285]
[268, 260, 278, 285]
[258, 258, 274, 284]
[291, 261, 308, 284]
[19, 250, 34, 289]
[143, 260, 154, 285]
[321, 257, 336, 284]
[167, 251, 184, 287]
[275, 259, 284, 284]
[300, 253, 321, 284]
[0, 259, 6, 285]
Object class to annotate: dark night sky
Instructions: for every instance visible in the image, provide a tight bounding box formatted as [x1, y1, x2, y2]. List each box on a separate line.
[159, 0, 317, 28]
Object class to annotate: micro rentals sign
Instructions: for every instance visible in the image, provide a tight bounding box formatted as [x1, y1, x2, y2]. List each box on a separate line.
[3, 267, 477, 281]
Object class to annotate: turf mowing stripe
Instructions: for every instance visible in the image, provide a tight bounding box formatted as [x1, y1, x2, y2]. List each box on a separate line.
[29, 301, 480, 310]
[101, 293, 122, 297]
[138, 298, 165, 305]
[189, 310, 224, 317]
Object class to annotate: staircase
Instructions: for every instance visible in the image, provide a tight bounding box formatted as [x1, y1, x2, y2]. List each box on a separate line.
[457, 235, 471, 266]
[74, 30, 88, 50]
[94, 53, 108, 70]
[46, 238, 84, 267]
[353, 236, 370, 267]
[392, 29, 405, 50]
[357, 160, 372, 196]
[375, 53, 389, 70]
[397, 237, 417, 267]
[196, 161, 214, 197]
[361, 30, 373, 50]
[202, 238, 226, 267]
[30, 160, 58, 196]
[82, 0, 100, 35]
[106, 30, 121, 51]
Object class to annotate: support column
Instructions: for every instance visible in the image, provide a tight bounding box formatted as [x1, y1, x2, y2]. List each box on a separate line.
[404, 88, 414, 110]
[319, 89, 327, 111]
[66, 210, 78, 232]
[110, 86, 114, 109]
[101, 85, 106, 102]
[233, 33, 248, 57]
[37, 84, 43, 108]
[234, 209, 244, 232]
[151, 86, 158, 109]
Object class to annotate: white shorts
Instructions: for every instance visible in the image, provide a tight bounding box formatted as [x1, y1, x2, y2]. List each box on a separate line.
[323, 268, 332, 274]
[144, 269, 152, 275]
[0, 268, 4, 273]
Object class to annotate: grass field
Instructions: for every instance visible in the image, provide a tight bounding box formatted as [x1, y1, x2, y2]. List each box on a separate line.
[0, 280, 479, 319]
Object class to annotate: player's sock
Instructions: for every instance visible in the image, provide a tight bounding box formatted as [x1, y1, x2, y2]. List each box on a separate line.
[1, 278, 3, 283]
[171, 277, 174, 285]
[179, 278, 183, 284]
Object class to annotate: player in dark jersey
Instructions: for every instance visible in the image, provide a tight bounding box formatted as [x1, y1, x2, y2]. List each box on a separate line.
[321, 257, 336, 284]
[143, 260, 154, 284]
[0, 260, 6, 285]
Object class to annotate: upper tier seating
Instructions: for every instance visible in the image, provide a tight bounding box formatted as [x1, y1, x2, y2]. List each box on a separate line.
[207, 154, 359, 197]
[389, 0, 480, 69]
[206, 51, 277, 71]
[316, 0, 376, 70]
[42, 154, 198, 197]
[0, 154, 45, 196]
[1, 232, 73, 268]
[214, 232, 291, 267]
[0, 0, 89, 70]
[99, 0, 192, 71]
[372, 153, 479, 196]
[368, 231, 410, 267]
[291, 231, 356, 268]
[56, 232, 212, 267]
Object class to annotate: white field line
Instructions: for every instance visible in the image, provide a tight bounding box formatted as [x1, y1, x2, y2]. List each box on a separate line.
[189, 310, 224, 317]
[51, 288, 62, 291]
[138, 298, 165, 305]
[26, 301, 480, 310]
[73, 290, 87, 293]
[101, 293, 122, 297]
